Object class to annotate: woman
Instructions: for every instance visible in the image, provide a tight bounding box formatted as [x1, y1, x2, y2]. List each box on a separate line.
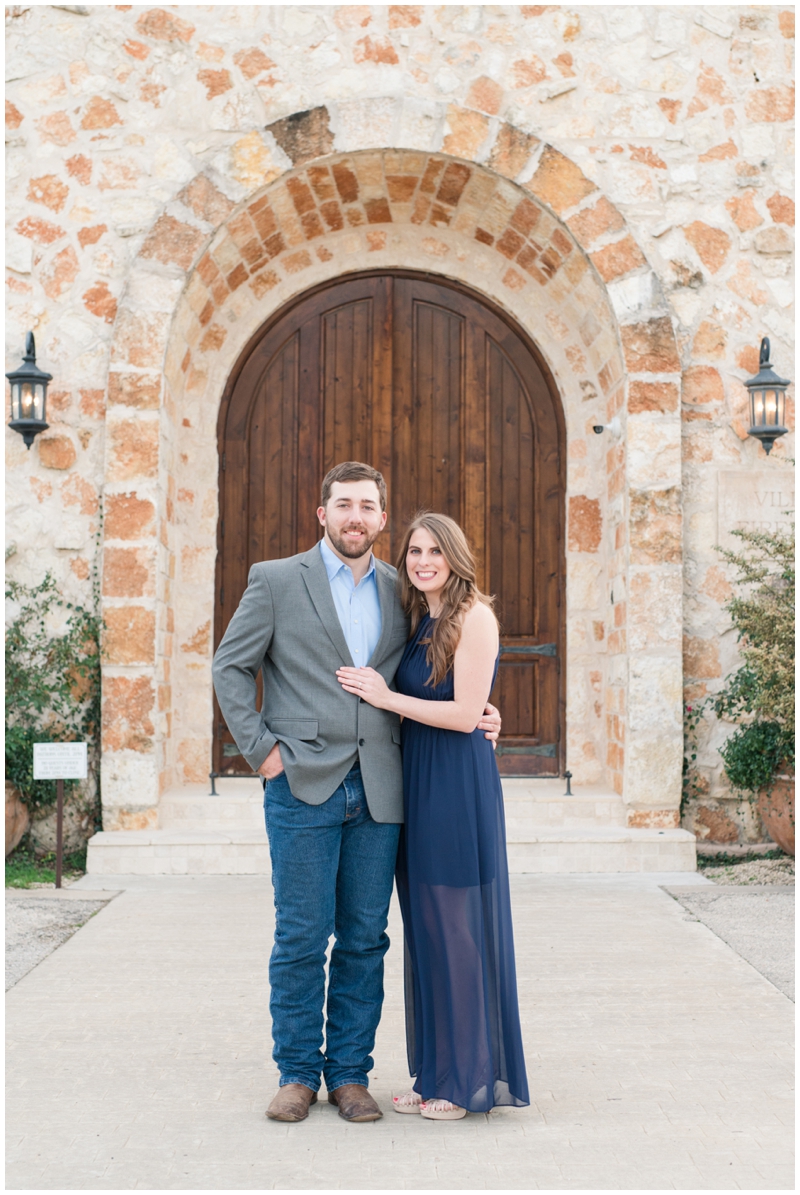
[337, 513, 529, 1120]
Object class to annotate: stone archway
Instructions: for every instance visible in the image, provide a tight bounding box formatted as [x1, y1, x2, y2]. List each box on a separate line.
[100, 109, 682, 833]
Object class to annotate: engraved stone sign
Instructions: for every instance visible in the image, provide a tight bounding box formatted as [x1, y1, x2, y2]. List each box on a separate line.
[717, 471, 794, 552]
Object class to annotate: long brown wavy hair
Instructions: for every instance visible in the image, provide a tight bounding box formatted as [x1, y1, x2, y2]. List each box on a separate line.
[396, 512, 495, 686]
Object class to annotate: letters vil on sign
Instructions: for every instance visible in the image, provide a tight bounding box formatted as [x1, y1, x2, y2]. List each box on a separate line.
[33, 742, 88, 780]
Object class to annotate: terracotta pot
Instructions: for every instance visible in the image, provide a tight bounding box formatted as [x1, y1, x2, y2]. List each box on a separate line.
[5, 782, 30, 857]
[757, 772, 795, 856]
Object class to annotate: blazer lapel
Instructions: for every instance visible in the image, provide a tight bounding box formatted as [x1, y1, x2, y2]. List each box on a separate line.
[368, 561, 397, 670]
[300, 544, 354, 667]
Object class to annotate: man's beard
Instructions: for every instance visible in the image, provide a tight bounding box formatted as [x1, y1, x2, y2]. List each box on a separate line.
[326, 523, 382, 560]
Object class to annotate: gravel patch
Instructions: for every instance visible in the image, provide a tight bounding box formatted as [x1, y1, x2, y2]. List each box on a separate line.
[699, 853, 795, 886]
[663, 884, 795, 1001]
[5, 892, 113, 990]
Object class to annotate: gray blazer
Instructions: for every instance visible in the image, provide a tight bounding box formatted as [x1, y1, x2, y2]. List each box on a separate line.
[212, 543, 411, 823]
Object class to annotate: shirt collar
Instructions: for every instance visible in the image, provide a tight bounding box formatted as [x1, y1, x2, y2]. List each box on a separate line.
[319, 537, 376, 584]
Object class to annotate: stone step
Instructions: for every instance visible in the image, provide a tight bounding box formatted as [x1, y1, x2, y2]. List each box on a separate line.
[506, 828, 696, 873]
[160, 790, 264, 833]
[87, 830, 270, 876]
[90, 777, 693, 875]
[158, 779, 628, 832]
[502, 791, 627, 830]
[86, 826, 696, 876]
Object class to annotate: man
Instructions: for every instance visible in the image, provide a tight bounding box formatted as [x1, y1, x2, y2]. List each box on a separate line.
[212, 462, 500, 1124]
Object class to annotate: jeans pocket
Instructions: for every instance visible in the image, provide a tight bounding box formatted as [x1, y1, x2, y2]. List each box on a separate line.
[264, 770, 293, 803]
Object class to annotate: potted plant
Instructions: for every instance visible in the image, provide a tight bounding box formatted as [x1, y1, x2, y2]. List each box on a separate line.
[711, 526, 794, 855]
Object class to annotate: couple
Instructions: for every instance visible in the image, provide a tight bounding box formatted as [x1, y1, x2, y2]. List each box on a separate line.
[212, 461, 529, 1123]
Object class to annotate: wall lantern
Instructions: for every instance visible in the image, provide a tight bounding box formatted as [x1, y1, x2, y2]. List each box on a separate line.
[744, 337, 789, 455]
[6, 332, 51, 449]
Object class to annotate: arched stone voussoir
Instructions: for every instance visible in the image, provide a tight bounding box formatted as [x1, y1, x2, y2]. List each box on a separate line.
[163, 146, 635, 428]
[108, 105, 679, 419]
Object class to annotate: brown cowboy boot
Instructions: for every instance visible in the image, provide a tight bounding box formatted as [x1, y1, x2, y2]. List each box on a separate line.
[327, 1084, 383, 1122]
[266, 1083, 318, 1122]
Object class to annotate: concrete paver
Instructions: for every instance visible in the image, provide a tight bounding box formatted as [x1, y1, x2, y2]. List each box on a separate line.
[5, 872, 794, 1190]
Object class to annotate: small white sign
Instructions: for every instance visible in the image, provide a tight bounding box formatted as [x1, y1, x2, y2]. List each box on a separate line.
[33, 742, 88, 780]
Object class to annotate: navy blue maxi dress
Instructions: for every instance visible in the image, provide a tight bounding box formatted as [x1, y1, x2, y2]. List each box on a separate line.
[394, 613, 529, 1113]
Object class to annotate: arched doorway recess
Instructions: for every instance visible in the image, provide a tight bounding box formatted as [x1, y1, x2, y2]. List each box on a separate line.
[101, 119, 683, 832]
[214, 270, 565, 778]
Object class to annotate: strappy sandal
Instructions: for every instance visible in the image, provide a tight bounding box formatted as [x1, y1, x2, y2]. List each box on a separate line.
[420, 1098, 467, 1120]
[392, 1089, 423, 1114]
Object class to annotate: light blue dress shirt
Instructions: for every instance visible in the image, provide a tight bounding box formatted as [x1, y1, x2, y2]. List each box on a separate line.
[319, 538, 382, 666]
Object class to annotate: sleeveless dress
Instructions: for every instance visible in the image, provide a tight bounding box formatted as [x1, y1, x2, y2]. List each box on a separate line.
[394, 613, 529, 1113]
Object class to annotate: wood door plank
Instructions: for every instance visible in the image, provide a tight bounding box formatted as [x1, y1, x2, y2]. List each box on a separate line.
[296, 314, 322, 552]
[391, 279, 415, 563]
[464, 317, 486, 591]
[372, 275, 394, 562]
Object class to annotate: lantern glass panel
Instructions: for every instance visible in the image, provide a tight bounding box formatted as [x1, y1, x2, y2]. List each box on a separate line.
[750, 387, 786, 429]
[765, 388, 778, 423]
[10, 380, 47, 422]
[750, 387, 765, 425]
[750, 388, 763, 426]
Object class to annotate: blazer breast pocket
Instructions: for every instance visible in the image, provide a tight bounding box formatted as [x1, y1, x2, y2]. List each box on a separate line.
[270, 719, 319, 741]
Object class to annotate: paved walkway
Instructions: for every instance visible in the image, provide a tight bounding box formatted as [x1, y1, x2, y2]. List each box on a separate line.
[6, 873, 794, 1190]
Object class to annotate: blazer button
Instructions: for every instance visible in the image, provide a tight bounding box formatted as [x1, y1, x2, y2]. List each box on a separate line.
[359, 738, 365, 746]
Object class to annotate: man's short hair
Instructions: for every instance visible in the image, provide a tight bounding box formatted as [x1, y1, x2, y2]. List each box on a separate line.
[321, 462, 387, 511]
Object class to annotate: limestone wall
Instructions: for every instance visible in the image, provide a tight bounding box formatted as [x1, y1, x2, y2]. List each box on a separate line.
[5, 5, 794, 842]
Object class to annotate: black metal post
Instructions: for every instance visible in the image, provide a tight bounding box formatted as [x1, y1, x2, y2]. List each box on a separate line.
[564, 770, 573, 796]
[55, 778, 64, 889]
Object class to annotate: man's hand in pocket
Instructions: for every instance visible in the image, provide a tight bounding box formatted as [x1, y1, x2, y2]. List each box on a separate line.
[258, 743, 285, 780]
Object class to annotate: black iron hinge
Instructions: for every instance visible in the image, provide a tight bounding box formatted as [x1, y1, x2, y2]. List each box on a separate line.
[500, 643, 557, 657]
[495, 743, 557, 757]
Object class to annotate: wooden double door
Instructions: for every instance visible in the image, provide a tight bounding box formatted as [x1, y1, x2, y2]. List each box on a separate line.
[214, 272, 564, 777]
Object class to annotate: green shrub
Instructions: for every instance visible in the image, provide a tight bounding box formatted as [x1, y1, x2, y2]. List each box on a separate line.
[5, 572, 101, 814]
[719, 720, 791, 794]
[712, 525, 794, 794]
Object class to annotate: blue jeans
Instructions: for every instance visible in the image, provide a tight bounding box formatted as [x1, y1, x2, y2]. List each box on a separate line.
[263, 764, 400, 1092]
